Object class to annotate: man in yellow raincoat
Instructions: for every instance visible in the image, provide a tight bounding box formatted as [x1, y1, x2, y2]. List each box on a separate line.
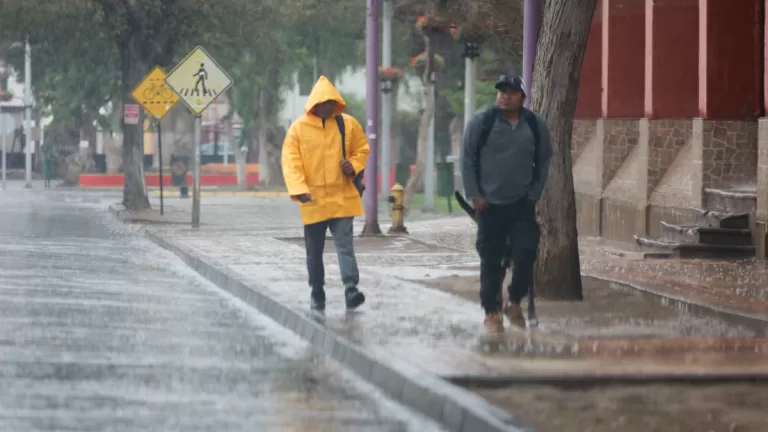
[281, 76, 371, 311]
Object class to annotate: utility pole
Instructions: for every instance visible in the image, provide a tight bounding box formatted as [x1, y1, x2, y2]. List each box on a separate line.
[423, 73, 435, 212]
[380, 0, 393, 198]
[192, 116, 201, 227]
[523, 0, 543, 106]
[1, 109, 8, 190]
[456, 41, 481, 193]
[463, 49, 478, 127]
[24, 39, 32, 188]
[361, 0, 382, 235]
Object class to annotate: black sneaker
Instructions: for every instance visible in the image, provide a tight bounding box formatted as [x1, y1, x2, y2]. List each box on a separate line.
[345, 289, 366, 310]
[310, 292, 326, 311]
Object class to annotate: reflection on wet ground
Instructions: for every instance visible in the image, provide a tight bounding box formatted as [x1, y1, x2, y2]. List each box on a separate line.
[0, 189, 443, 432]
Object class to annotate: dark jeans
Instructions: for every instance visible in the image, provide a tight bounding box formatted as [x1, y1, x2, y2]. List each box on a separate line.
[476, 198, 540, 313]
[304, 217, 360, 299]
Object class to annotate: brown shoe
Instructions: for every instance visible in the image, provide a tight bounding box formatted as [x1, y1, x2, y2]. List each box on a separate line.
[504, 303, 526, 329]
[484, 312, 505, 334]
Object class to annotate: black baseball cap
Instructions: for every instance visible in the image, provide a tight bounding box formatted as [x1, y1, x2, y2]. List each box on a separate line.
[495, 75, 527, 96]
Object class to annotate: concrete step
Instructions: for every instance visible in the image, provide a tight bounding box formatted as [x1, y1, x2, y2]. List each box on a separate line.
[691, 208, 750, 230]
[704, 188, 757, 214]
[634, 235, 755, 259]
[661, 222, 752, 246]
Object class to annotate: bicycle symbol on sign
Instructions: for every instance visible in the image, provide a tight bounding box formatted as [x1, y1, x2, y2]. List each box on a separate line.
[143, 82, 174, 102]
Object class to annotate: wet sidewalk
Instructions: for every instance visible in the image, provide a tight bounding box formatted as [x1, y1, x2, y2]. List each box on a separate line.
[139, 196, 768, 381]
[406, 217, 768, 328]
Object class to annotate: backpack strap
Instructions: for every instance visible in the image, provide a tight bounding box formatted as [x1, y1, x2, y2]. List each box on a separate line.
[336, 115, 346, 159]
[477, 108, 499, 154]
[336, 114, 366, 196]
[523, 109, 542, 183]
[474, 108, 499, 195]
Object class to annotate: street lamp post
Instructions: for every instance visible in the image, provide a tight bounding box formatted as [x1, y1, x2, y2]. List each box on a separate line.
[380, 0, 393, 200]
[362, 0, 382, 235]
[424, 71, 436, 212]
[24, 39, 32, 188]
[523, 0, 543, 106]
[454, 41, 482, 193]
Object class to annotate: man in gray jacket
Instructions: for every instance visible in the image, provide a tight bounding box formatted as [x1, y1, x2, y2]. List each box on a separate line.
[461, 75, 552, 333]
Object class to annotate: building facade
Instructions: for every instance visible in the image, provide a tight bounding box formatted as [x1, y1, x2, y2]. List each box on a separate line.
[572, 0, 767, 258]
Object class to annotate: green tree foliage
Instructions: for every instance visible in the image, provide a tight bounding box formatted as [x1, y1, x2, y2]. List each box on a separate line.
[291, 0, 366, 82]
[0, 0, 368, 209]
[439, 50, 502, 117]
[339, 91, 366, 125]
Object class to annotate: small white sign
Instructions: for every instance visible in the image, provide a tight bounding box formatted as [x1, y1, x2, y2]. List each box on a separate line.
[124, 104, 140, 125]
[79, 140, 89, 149]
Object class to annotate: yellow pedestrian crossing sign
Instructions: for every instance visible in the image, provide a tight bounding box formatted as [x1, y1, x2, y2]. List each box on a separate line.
[164, 46, 233, 117]
[131, 66, 178, 120]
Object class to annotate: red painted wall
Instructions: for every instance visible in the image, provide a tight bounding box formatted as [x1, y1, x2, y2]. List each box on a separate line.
[79, 173, 260, 188]
[651, 0, 699, 118]
[575, 0, 603, 118]
[606, 0, 646, 118]
[704, 0, 762, 119]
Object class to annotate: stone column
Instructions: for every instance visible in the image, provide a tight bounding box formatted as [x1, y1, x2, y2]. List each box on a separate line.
[691, 118, 705, 208]
[757, 119, 768, 258]
[757, 0, 768, 259]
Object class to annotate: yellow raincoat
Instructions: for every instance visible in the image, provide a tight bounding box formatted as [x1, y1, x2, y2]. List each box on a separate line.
[281, 76, 371, 225]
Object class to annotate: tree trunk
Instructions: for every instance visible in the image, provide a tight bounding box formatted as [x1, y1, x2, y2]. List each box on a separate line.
[105, 98, 123, 174]
[266, 124, 286, 186]
[231, 124, 249, 191]
[257, 63, 283, 187]
[220, 93, 248, 191]
[119, 33, 150, 211]
[34, 109, 43, 171]
[391, 91, 401, 167]
[80, 111, 98, 156]
[320, 57, 334, 83]
[257, 97, 270, 187]
[162, 105, 194, 165]
[403, 34, 436, 211]
[448, 116, 463, 161]
[529, 0, 597, 300]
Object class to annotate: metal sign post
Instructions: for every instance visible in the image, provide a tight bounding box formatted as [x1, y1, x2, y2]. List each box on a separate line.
[24, 40, 32, 188]
[1, 111, 11, 190]
[157, 120, 165, 215]
[164, 46, 233, 228]
[192, 117, 201, 227]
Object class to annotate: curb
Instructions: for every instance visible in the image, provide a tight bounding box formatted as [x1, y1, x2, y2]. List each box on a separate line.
[582, 275, 768, 336]
[144, 229, 537, 432]
[447, 372, 768, 388]
[108, 203, 199, 226]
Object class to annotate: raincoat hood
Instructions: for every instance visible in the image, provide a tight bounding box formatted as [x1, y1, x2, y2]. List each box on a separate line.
[304, 76, 347, 118]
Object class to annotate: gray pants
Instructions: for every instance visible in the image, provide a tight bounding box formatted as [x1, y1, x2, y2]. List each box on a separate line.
[304, 217, 360, 294]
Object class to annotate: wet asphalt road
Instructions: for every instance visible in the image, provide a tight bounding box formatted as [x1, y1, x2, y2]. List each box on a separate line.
[0, 188, 442, 432]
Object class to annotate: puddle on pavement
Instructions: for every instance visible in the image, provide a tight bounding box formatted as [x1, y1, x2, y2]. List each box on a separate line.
[472, 382, 768, 432]
[276, 235, 456, 254]
[420, 269, 759, 340]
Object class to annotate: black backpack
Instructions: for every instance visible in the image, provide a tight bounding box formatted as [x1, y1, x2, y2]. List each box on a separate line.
[336, 115, 365, 197]
[474, 107, 541, 194]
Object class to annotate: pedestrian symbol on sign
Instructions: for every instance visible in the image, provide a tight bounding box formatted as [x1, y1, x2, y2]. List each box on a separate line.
[194, 63, 208, 96]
